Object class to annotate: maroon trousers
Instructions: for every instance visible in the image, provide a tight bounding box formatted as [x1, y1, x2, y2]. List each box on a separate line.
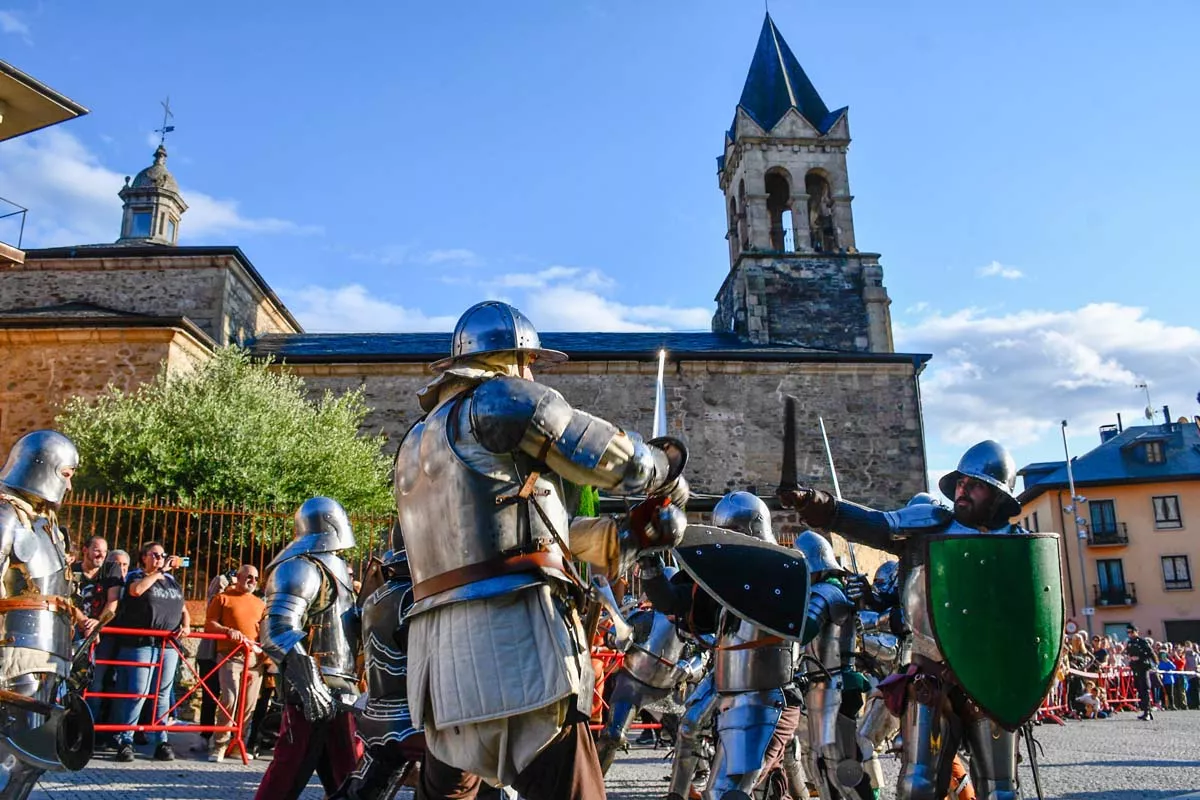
[418, 719, 606, 800]
[254, 704, 362, 800]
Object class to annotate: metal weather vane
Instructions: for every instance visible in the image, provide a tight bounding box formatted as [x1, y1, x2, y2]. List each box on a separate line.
[155, 96, 176, 146]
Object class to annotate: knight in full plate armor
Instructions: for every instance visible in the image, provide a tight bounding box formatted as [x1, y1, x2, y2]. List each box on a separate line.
[397, 301, 688, 800]
[642, 491, 801, 800]
[255, 496, 363, 800]
[0, 430, 92, 800]
[595, 569, 709, 775]
[791, 531, 873, 800]
[779, 441, 1031, 800]
[850, 559, 902, 799]
[333, 542, 422, 800]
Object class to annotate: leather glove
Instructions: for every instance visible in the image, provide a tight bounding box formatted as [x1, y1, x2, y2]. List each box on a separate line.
[284, 653, 337, 723]
[776, 486, 837, 528]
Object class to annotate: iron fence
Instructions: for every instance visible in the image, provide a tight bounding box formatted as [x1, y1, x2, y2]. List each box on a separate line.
[59, 491, 395, 601]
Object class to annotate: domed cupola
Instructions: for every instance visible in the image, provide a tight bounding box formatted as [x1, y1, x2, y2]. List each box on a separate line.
[117, 144, 187, 245]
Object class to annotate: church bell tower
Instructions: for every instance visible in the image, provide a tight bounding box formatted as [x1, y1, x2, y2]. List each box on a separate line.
[713, 14, 893, 353]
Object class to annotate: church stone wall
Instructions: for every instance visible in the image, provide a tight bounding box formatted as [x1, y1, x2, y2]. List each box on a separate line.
[283, 357, 926, 507]
[713, 253, 881, 351]
[0, 327, 209, 451]
[0, 256, 227, 341]
[221, 265, 298, 345]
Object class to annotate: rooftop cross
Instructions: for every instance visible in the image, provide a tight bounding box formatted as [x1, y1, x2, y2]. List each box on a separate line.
[154, 96, 175, 146]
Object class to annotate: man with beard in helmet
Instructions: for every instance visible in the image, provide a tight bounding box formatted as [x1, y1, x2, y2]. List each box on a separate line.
[642, 490, 801, 800]
[255, 496, 363, 800]
[791, 531, 872, 800]
[595, 564, 708, 775]
[778, 441, 1029, 800]
[0, 431, 92, 799]
[396, 301, 689, 800]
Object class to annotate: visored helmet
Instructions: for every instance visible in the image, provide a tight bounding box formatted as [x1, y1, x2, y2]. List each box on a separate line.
[0, 430, 79, 506]
[430, 301, 568, 372]
[937, 440, 1021, 519]
[794, 530, 843, 576]
[907, 492, 938, 507]
[872, 560, 900, 594]
[712, 491, 775, 543]
[293, 496, 356, 554]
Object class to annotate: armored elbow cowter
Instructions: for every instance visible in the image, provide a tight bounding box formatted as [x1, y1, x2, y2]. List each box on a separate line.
[469, 376, 684, 498]
[260, 557, 336, 722]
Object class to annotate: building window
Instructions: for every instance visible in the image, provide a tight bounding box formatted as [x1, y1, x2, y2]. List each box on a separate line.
[1090, 500, 1117, 536]
[1153, 495, 1182, 529]
[1145, 441, 1165, 464]
[1162, 555, 1192, 591]
[1096, 558, 1127, 605]
[1032, 510, 1040, 532]
[128, 212, 152, 238]
[167, 218, 177, 242]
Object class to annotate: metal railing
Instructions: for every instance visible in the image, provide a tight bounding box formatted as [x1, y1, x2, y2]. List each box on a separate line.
[60, 491, 395, 601]
[1092, 582, 1138, 607]
[0, 195, 27, 249]
[1087, 522, 1129, 547]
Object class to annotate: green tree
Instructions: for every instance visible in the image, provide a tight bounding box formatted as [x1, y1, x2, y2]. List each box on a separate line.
[57, 346, 392, 513]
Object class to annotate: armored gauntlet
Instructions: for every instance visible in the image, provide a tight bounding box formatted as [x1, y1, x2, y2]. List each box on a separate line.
[284, 653, 337, 723]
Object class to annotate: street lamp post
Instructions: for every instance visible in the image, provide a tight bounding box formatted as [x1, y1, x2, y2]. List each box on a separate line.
[1061, 420, 1093, 637]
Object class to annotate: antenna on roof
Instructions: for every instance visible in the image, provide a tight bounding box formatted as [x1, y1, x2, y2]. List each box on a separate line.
[1136, 382, 1156, 422]
[155, 96, 176, 146]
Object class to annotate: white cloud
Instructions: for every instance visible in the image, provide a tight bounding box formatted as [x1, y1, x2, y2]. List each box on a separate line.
[424, 248, 481, 267]
[523, 286, 711, 332]
[0, 10, 31, 44]
[482, 266, 613, 292]
[0, 129, 318, 247]
[897, 303, 1200, 452]
[977, 261, 1024, 280]
[284, 285, 459, 332]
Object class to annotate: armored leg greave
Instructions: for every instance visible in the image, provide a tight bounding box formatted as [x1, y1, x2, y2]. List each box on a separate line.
[0, 674, 57, 800]
[596, 674, 641, 775]
[856, 695, 898, 794]
[782, 734, 810, 800]
[668, 675, 718, 799]
[962, 717, 1017, 800]
[895, 687, 959, 800]
[806, 683, 871, 800]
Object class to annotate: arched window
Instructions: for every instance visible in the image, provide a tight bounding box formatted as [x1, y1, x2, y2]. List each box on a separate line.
[728, 196, 740, 255]
[764, 169, 792, 251]
[805, 171, 839, 253]
[737, 180, 748, 247]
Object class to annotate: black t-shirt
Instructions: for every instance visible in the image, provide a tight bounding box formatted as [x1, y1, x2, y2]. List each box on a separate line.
[114, 569, 185, 636]
[1127, 636, 1155, 672]
[72, 562, 123, 620]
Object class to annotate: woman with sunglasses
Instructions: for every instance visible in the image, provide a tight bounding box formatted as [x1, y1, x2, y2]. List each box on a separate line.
[110, 540, 190, 763]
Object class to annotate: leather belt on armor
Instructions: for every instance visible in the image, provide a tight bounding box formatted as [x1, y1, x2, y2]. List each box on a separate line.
[717, 635, 786, 652]
[0, 596, 73, 615]
[411, 551, 569, 603]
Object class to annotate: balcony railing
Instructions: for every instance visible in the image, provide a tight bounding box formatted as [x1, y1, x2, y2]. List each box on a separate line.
[1087, 522, 1129, 547]
[1092, 582, 1138, 607]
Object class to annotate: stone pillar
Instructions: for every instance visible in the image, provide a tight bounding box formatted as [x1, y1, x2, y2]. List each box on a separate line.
[791, 192, 813, 253]
[743, 193, 772, 251]
[833, 194, 856, 251]
[862, 260, 893, 353]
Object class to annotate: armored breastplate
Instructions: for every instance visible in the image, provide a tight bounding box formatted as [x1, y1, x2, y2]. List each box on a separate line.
[714, 611, 795, 693]
[395, 393, 572, 599]
[305, 553, 360, 682]
[0, 509, 72, 668]
[804, 614, 856, 674]
[362, 578, 413, 701]
[624, 610, 689, 689]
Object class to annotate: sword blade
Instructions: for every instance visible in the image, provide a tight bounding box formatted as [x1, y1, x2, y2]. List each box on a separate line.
[779, 396, 798, 491]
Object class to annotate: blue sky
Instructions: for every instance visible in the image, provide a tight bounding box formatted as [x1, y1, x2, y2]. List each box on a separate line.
[3, 1, 1199, 491]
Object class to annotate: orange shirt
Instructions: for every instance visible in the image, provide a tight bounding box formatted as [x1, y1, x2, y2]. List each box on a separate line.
[205, 588, 265, 655]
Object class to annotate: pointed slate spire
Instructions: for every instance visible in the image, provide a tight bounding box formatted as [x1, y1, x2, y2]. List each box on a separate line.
[737, 13, 840, 135]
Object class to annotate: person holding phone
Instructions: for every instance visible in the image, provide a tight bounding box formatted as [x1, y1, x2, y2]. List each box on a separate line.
[110, 540, 190, 763]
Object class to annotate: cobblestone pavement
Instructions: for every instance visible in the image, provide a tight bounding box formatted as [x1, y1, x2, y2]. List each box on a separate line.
[29, 711, 1200, 799]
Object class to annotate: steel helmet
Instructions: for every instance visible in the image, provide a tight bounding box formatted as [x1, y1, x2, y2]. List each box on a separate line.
[794, 530, 843, 576]
[712, 491, 775, 543]
[430, 301, 567, 372]
[872, 560, 900, 594]
[0, 430, 79, 506]
[937, 440, 1021, 519]
[292, 496, 356, 554]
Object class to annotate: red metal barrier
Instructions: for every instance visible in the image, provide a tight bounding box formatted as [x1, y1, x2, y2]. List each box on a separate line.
[84, 626, 258, 764]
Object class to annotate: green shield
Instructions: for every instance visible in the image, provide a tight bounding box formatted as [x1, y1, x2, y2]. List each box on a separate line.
[926, 533, 1064, 730]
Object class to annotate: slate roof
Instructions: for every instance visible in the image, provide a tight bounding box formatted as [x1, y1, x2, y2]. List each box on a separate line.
[249, 330, 932, 367]
[735, 14, 845, 137]
[1018, 420, 1200, 503]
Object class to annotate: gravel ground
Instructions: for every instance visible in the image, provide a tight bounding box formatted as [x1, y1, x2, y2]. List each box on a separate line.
[28, 710, 1200, 798]
[604, 709, 1200, 800]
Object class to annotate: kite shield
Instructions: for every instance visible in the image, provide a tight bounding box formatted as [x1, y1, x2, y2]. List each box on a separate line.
[925, 532, 1065, 729]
